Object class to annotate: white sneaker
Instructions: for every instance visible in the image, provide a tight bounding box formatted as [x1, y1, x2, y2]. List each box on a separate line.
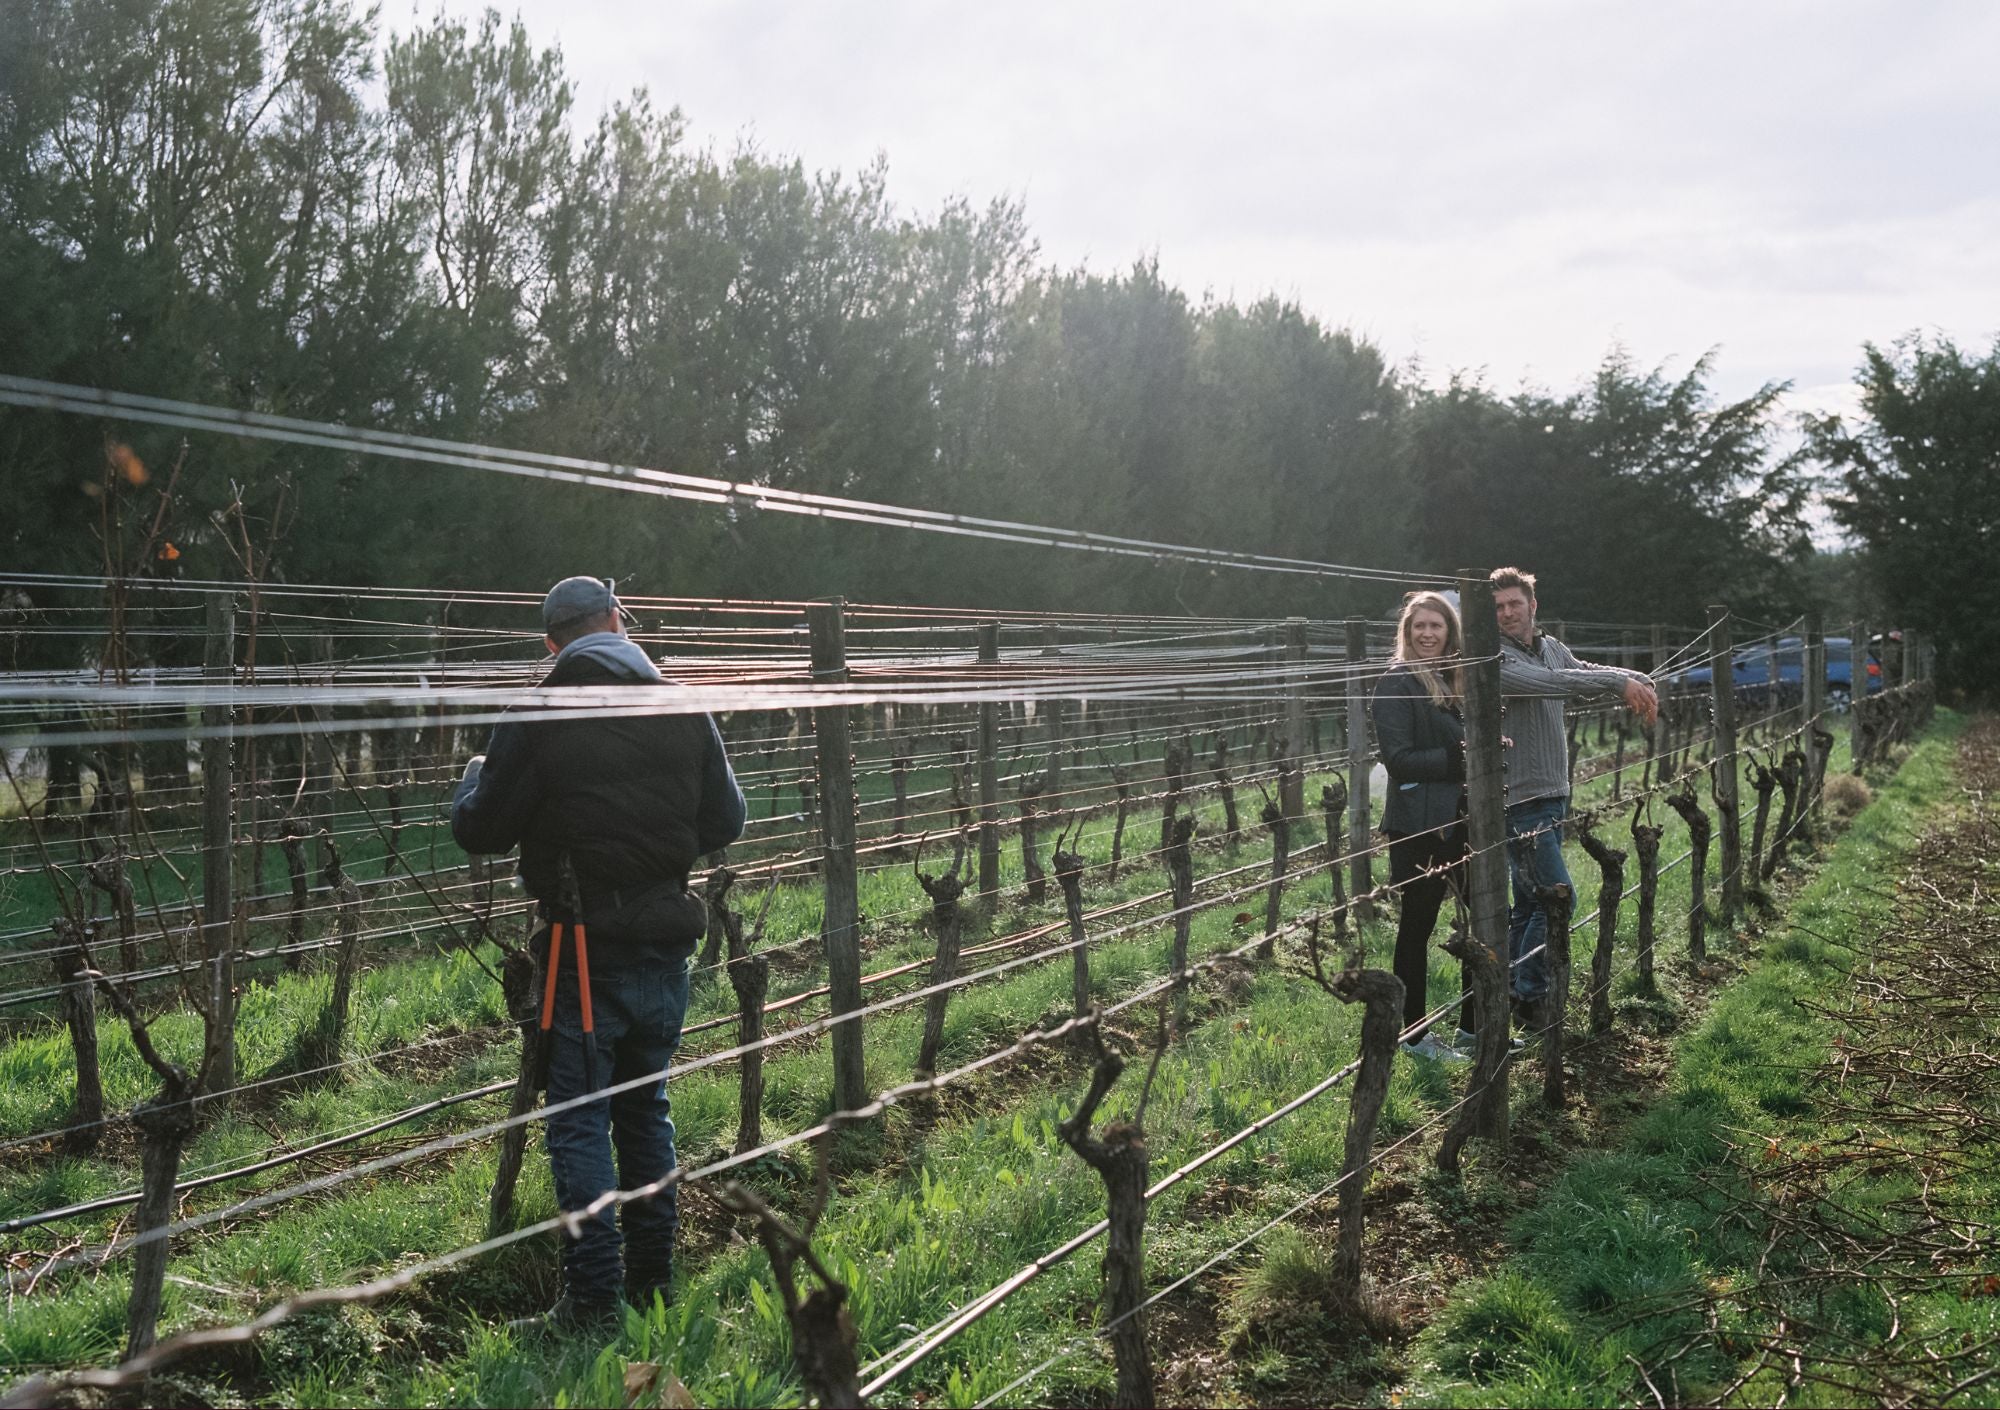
[1455, 1027, 1527, 1056]
[1402, 1033, 1470, 1064]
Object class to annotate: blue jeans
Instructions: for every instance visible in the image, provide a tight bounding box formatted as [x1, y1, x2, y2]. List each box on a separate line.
[1505, 796, 1570, 1003]
[545, 955, 690, 1300]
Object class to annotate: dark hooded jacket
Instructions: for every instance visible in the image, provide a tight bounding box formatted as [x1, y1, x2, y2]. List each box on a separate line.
[451, 632, 747, 964]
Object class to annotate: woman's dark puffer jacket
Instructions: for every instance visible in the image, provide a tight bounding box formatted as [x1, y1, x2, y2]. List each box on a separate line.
[1371, 663, 1466, 838]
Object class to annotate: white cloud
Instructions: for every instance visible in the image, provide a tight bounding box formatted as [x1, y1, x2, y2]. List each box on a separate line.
[405, 0, 2000, 406]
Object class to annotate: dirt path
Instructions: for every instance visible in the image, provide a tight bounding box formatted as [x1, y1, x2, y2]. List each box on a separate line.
[1646, 716, 2000, 1406]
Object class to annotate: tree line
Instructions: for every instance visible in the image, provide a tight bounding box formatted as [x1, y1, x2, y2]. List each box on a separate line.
[2, 0, 1992, 692]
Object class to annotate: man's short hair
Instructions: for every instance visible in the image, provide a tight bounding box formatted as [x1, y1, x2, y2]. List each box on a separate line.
[548, 608, 619, 648]
[1489, 566, 1538, 598]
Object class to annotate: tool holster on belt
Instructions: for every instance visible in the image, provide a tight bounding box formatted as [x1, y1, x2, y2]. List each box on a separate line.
[536, 853, 599, 1094]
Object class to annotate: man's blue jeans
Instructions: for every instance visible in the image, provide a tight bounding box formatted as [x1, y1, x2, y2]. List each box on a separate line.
[1505, 795, 1570, 1004]
[545, 956, 690, 1301]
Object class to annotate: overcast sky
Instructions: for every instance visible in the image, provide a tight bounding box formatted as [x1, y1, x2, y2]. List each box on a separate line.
[418, 0, 1997, 422]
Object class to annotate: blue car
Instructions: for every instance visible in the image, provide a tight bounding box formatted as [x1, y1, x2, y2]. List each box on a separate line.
[1667, 637, 1881, 710]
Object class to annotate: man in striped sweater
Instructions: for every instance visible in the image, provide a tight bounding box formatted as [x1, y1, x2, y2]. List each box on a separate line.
[1490, 567, 1659, 1033]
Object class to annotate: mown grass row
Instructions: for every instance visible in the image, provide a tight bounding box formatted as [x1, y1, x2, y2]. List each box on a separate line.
[1402, 715, 1981, 1408]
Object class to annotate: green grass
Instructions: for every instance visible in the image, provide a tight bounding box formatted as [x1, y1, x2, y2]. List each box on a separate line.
[1406, 711, 1988, 1409]
[0, 714, 1888, 1405]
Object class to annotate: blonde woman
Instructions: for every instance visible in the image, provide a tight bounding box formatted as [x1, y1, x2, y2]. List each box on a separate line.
[1371, 591, 1474, 1061]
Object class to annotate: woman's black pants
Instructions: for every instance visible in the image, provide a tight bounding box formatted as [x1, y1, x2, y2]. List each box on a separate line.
[1387, 825, 1473, 1037]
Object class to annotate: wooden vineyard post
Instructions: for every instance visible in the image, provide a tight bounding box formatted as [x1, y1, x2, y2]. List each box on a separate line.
[914, 834, 969, 1077]
[1804, 615, 1827, 837]
[1573, 814, 1625, 1033]
[1706, 606, 1744, 921]
[809, 600, 868, 1115]
[1614, 632, 1636, 800]
[1344, 618, 1373, 921]
[1647, 623, 1669, 790]
[200, 590, 237, 1098]
[1057, 1021, 1157, 1409]
[379, 724, 405, 878]
[53, 919, 103, 1153]
[888, 736, 912, 853]
[1054, 834, 1091, 1018]
[1850, 621, 1869, 775]
[977, 623, 1000, 903]
[1665, 782, 1712, 966]
[1438, 572, 1510, 1173]
[1632, 812, 1664, 995]
[1282, 617, 1308, 819]
[1260, 796, 1288, 960]
[308, 632, 336, 877]
[1320, 779, 1350, 937]
[1760, 639, 1779, 741]
[1042, 625, 1065, 821]
[1536, 883, 1574, 1109]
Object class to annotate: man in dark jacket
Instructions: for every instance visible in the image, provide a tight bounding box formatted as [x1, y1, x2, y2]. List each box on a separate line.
[453, 576, 746, 1331]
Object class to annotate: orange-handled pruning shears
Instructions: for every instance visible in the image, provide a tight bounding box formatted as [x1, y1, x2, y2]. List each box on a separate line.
[541, 855, 599, 1089]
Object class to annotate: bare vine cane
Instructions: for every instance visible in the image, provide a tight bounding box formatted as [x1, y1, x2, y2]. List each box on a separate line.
[1051, 815, 1093, 1021]
[1664, 779, 1712, 968]
[52, 918, 105, 1153]
[1056, 1004, 1170, 1409]
[1212, 732, 1241, 838]
[1571, 810, 1626, 1034]
[1299, 917, 1404, 1307]
[1746, 755, 1779, 910]
[83, 965, 219, 1362]
[1766, 745, 1805, 879]
[487, 925, 548, 1237]
[716, 868, 781, 1154]
[718, 1134, 867, 1409]
[913, 827, 971, 1078]
[1164, 814, 1197, 1030]
[299, 831, 363, 1072]
[1013, 754, 1049, 903]
[1630, 799, 1665, 997]
[1097, 749, 1132, 879]
[1321, 778, 1351, 938]
[1159, 734, 1192, 867]
[1534, 881, 1574, 1108]
[1259, 780, 1291, 961]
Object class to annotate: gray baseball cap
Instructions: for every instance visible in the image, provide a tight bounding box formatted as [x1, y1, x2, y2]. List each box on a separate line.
[541, 576, 627, 633]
